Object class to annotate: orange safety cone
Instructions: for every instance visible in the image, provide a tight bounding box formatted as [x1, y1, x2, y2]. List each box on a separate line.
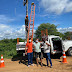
[62, 51, 68, 63]
[0, 55, 5, 68]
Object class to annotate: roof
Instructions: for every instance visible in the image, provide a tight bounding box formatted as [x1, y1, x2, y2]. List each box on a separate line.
[48, 35, 60, 39]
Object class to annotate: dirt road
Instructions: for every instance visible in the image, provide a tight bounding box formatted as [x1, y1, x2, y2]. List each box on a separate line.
[0, 56, 72, 72]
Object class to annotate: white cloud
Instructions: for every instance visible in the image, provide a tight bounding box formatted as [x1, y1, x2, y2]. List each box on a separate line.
[57, 27, 72, 33]
[65, 2, 72, 12]
[0, 15, 15, 23]
[0, 14, 27, 40]
[0, 24, 12, 39]
[0, 24, 26, 40]
[35, 13, 49, 17]
[0, 14, 36, 40]
[0, 24, 10, 30]
[1, 24, 72, 40]
[39, 0, 72, 14]
[0, 23, 36, 40]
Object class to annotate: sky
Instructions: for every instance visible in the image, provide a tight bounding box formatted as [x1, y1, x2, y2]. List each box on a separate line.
[0, 0, 72, 40]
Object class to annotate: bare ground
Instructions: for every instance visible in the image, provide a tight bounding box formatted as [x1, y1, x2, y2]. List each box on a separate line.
[0, 56, 72, 72]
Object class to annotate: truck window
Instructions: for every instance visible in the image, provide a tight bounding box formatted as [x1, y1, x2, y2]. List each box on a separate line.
[52, 38, 61, 41]
[52, 37, 62, 51]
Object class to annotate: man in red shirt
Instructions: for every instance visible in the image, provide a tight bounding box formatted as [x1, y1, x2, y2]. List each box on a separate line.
[25, 38, 34, 67]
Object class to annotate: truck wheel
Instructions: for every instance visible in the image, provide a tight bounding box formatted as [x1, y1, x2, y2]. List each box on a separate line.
[68, 47, 72, 56]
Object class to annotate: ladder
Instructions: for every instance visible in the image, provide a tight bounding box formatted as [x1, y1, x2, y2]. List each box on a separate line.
[41, 29, 48, 41]
[27, 3, 35, 42]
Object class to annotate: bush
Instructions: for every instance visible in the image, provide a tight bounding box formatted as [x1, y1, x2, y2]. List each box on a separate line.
[0, 38, 24, 59]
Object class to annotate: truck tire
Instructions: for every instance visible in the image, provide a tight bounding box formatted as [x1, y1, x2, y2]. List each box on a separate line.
[68, 47, 72, 56]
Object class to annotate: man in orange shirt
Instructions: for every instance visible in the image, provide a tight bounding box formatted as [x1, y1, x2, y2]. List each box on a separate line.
[25, 38, 34, 67]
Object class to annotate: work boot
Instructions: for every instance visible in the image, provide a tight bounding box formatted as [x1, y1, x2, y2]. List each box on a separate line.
[28, 65, 30, 67]
[31, 64, 34, 66]
[46, 65, 49, 67]
[50, 66, 52, 68]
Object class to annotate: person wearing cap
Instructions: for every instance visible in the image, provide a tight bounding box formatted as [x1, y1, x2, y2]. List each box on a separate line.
[34, 39, 43, 67]
[43, 39, 52, 68]
[25, 38, 34, 67]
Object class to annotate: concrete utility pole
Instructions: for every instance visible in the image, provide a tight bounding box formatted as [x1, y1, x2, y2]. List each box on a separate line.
[23, 0, 28, 39]
[23, 0, 28, 15]
[26, 0, 28, 16]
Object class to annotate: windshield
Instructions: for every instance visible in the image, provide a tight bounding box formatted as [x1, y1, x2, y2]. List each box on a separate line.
[52, 37, 61, 41]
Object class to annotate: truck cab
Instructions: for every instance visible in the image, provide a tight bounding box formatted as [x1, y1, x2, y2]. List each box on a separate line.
[41, 35, 63, 55]
[63, 40, 72, 56]
[49, 35, 62, 54]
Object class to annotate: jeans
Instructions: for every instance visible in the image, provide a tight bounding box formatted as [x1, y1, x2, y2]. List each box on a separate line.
[27, 52, 33, 65]
[46, 53, 52, 66]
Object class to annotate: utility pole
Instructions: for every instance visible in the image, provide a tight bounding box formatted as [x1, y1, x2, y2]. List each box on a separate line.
[23, 0, 28, 39]
[23, 0, 28, 16]
[26, 0, 28, 16]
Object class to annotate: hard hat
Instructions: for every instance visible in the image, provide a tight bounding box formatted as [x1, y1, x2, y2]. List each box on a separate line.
[26, 15, 28, 17]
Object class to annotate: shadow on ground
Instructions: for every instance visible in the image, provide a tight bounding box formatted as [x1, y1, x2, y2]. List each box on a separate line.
[11, 52, 62, 66]
[11, 54, 36, 66]
[51, 54, 62, 59]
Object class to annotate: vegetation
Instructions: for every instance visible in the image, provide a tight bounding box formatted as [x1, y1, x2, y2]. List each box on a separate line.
[63, 32, 72, 40]
[35, 23, 63, 40]
[35, 23, 72, 40]
[0, 38, 25, 59]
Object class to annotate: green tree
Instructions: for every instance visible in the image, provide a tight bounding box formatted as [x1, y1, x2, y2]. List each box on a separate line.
[0, 38, 25, 58]
[55, 32, 64, 39]
[63, 32, 72, 40]
[35, 23, 64, 40]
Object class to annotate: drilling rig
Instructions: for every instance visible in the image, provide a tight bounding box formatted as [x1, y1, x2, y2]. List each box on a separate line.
[23, 0, 35, 42]
[23, 0, 28, 39]
[16, 0, 35, 55]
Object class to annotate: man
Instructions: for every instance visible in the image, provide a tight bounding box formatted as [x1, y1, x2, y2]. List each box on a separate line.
[34, 39, 43, 67]
[25, 38, 34, 67]
[43, 39, 52, 68]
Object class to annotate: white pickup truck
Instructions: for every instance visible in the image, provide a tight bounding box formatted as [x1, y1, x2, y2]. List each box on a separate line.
[63, 40, 72, 56]
[16, 35, 72, 56]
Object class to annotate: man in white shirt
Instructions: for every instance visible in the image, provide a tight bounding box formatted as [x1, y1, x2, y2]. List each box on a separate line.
[34, 39, 43, 67]
[43, 39, 52, 68]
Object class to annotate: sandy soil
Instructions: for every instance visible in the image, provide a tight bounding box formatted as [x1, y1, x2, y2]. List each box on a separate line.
[0, 56, 72, 72]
